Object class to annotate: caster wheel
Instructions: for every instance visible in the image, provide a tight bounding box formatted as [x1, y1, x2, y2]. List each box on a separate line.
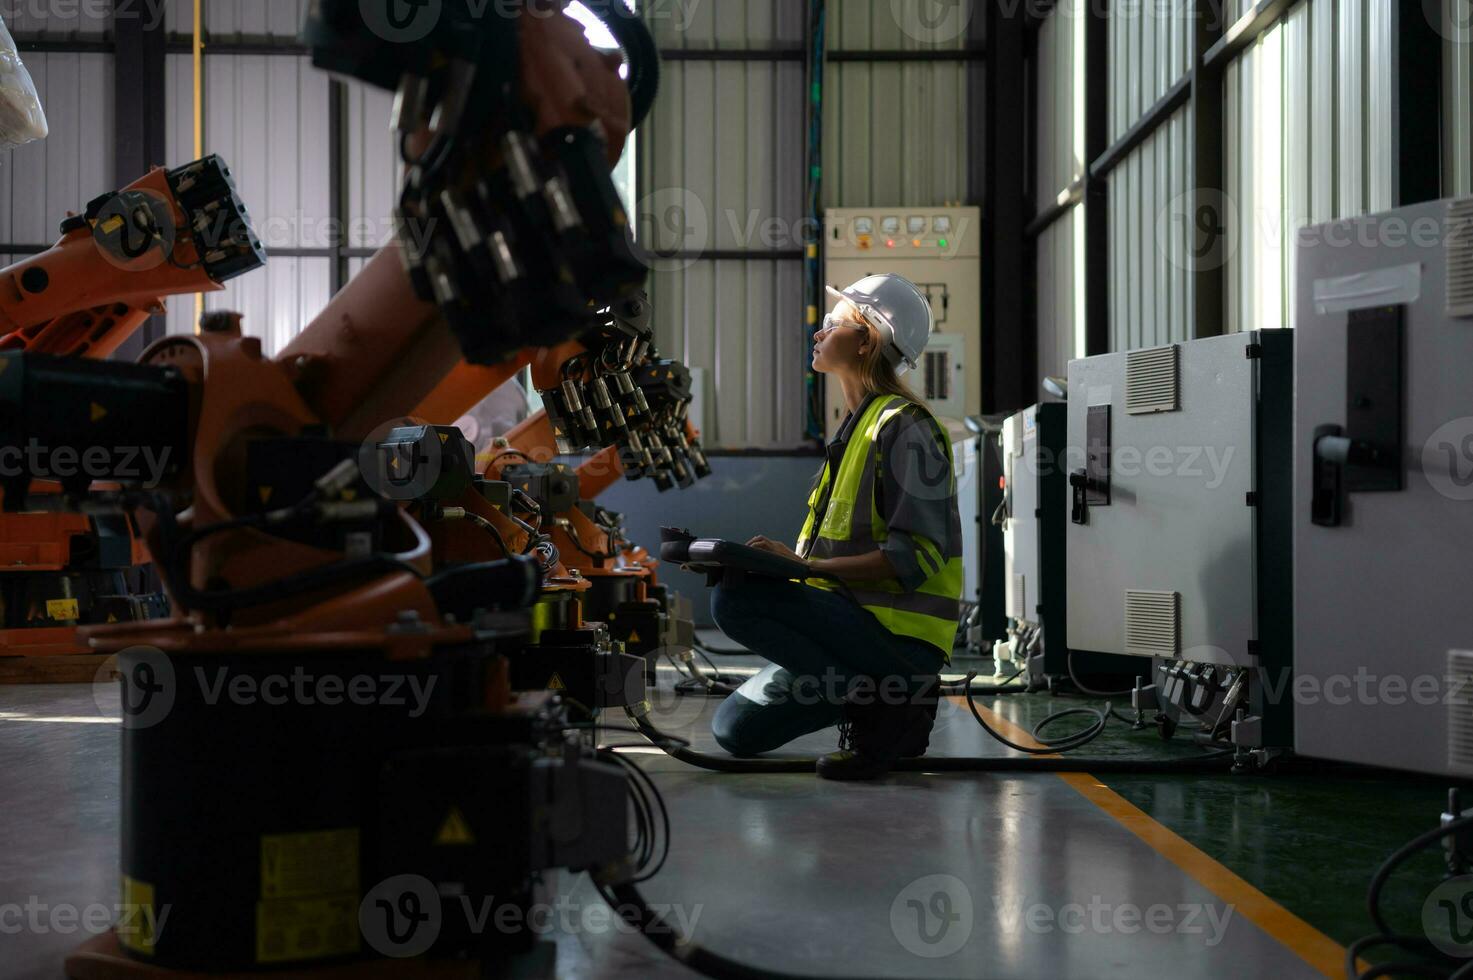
[1156, 714, 1177, 740]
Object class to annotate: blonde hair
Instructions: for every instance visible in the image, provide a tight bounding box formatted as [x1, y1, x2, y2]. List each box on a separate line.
[839, 300, 926, 408]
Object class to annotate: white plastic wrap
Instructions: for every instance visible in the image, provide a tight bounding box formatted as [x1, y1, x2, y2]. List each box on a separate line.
[0, 15, 47, 151]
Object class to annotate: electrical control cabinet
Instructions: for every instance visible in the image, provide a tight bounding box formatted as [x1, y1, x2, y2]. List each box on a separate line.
[823, 207, 981, 438]
[1003, 404, 1063, 655]
[1004, 402, 1147, 686]
[1065, 332, 1293, 749]
[1293, 196, 1473, 777]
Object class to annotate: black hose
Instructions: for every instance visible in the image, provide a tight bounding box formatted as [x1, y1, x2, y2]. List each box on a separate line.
[939, 666, 1027, 696]
[963, 677, 1109, 754]
[625, 707, 1234, 774]
[584, 0, 660, 129]
[1343, 814, 1473, 980]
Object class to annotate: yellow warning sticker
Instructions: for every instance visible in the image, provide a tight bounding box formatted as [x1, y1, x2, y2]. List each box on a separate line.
[546, 672, 566, 691]
[90, 402, 108, 422]
[255, 894, 359, 964]
[258, 486, 273, 504]
[45, 599, 79, 621]
[439, 431, 449, 443]
[435, 806, 476, 846]
[627, 628, 641, 644]
[260, 828, 359, 900]
[117, 875, 157, 955]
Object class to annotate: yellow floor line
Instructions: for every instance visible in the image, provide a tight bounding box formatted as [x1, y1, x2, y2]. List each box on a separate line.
[951, 695, 1350, 979]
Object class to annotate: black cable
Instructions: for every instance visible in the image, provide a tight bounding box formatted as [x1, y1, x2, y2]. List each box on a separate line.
[1342, 815, 1473, 980]
[583, 0, 660, 129]
[596, 746, 670, 881]
[1346, 935, 1457, 980]
[148, 493, 426, 614]
[938, 665, 1026, 696]
[625, 706, 1234, 774]
[964, 677, 1109, 754]
[1032, 705, 1114, 747]
[662, 649, 740, 698]
[458, 509, 513, 559]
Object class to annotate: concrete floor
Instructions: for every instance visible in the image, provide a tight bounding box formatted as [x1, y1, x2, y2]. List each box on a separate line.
[0, 644, 1455, 979]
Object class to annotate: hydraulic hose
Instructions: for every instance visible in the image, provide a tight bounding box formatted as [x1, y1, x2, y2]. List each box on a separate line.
[625, 705, 1235, 774]
[586, 0, 660, 129]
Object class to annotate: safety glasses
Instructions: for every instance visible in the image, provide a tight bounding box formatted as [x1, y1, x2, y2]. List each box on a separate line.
[818, 312, 870, 337]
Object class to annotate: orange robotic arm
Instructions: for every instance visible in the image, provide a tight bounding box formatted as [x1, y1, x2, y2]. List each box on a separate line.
[0, 156, 262, 359]
[64, 4, 644, 644]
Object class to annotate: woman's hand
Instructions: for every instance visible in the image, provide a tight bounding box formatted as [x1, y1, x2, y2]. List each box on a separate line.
[746, 535, 808, 567]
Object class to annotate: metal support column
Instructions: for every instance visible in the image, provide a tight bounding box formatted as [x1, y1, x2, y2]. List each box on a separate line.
[982, 2, 1032, 414]
[113, 0, 170, 359]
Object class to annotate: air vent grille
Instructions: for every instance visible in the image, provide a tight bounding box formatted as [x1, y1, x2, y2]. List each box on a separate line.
[924, 349, 952, 401]
[1009, 573, 1026, 621]
[1125, 590, 1180, 657]
[1448, 650, 1473, 774]
[1125, 345, 1180, 414]
[1449, 198, 1473, 318]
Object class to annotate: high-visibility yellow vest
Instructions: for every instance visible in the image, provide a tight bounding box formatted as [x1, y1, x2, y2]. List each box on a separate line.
[796, 394, 962, 661]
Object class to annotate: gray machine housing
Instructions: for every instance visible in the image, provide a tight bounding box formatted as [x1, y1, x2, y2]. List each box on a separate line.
[1065, 332, 1293, 749]
[1293, 196, 1473, 778]
[1004, 401, 1147, 687]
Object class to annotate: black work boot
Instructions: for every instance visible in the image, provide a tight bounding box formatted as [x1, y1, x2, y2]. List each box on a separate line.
[817, 685, 916, 781]
[897, 675, 942, 758]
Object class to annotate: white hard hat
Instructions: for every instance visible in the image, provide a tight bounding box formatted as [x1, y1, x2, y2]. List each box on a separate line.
[825, 274, 934, 376]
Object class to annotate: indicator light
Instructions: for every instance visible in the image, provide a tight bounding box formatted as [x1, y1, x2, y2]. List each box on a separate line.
[938, 238, 949, 248]
[886, 239, 895, 248]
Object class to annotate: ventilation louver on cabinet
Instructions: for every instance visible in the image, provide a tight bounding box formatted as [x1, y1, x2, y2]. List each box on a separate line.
[924, 349, 952, 401]
[1448, 650, 1473, 774]
[1125, 590, 1180, 657]
[1449, 198, 1473, 318]
[1125, 345, 1180, 415]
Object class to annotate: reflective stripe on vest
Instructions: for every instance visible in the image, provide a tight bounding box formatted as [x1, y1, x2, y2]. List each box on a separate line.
[796, 395, 962, 661]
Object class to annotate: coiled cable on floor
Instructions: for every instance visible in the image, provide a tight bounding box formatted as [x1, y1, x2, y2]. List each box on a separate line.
[624, 703, 1234, 774]
[1344, 814, 1473, 980]
[961, 673, 1110, 753]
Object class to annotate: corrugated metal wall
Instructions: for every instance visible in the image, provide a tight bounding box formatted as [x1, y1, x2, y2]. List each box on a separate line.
[1446, 0, 1473, 197]
[823, 1, 969, 207]
[640, 0, 806, 449]
[0, 53, 114, 248]
[0, 0, 113, 250]
[1223, 0, 1395, 334]
[162, 0, 338, 351]
[1107, 105, 1193, 353]
[641, 0, 972, 448]
[1035, 207, 1083, 385]
[1033, 5, 1085, 388]
[1, 0, 110, 33]
[1106, 3, 1193, 353]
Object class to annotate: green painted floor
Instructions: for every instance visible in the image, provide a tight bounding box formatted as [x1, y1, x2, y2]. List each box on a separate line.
[971, 669, 1461, 975]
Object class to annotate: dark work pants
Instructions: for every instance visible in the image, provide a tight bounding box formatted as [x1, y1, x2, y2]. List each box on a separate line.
[708, 577, 945, 756]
